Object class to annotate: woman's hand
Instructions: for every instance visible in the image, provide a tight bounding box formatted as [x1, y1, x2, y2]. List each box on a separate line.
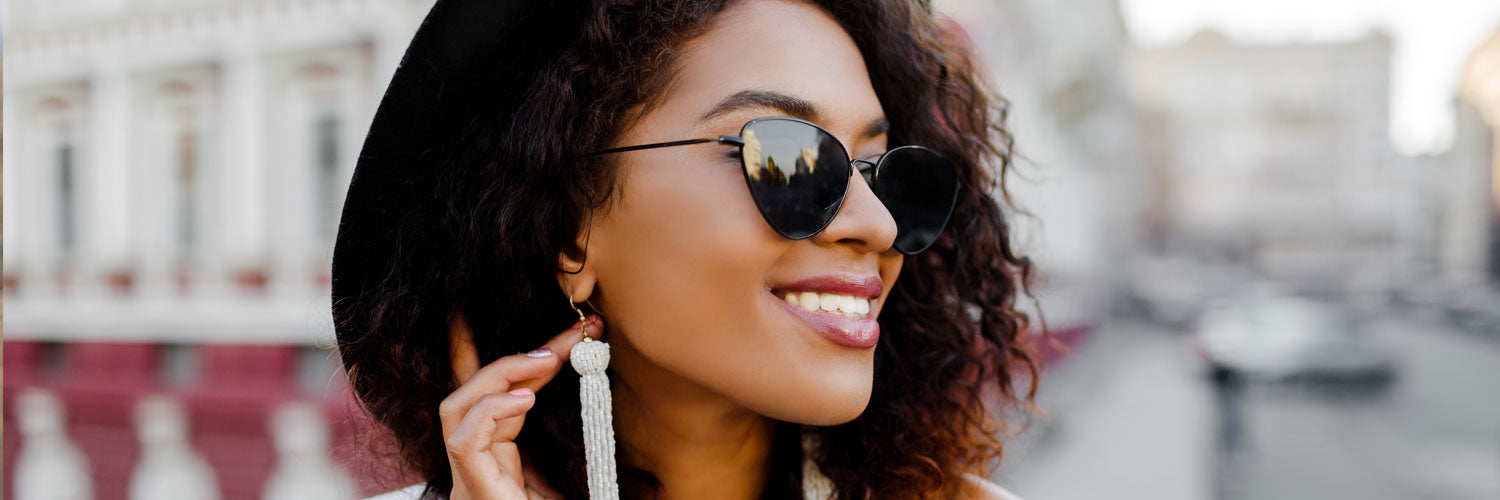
[440, 315, 601, 499]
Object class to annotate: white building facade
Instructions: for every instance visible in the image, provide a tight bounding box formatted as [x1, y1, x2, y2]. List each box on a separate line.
[4, 0, 433, 344]
[937, 0, 1142, 326]
[1129, 31, 1417, 294]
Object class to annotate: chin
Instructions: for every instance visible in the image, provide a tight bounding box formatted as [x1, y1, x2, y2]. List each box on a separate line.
[762, 373, 874, 426]
[796, 396, 872, 426]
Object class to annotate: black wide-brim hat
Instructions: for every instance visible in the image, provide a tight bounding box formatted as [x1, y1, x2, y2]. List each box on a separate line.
[332, 0, 579, 309]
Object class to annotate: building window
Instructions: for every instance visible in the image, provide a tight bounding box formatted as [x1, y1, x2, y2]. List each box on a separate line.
[293, 60, 346, 249]
[39, 96, 81, 262]
[176, 129, 198, 253]
[314, 112, 340, 240]
[57, 140, 76, 254]
[155, 78, 207, 269]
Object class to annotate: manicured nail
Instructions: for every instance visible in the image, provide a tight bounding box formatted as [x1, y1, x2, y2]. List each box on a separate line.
[570, 320, 583, 329]
[508, 387, 534, 397]
[526, 348, 552, 358]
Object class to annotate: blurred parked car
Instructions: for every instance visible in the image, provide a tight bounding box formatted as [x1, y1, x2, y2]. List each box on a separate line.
[1191, 296, 1396, 385]
[1119, 257, 1252, 329]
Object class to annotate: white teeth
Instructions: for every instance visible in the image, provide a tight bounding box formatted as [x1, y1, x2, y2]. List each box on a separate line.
[800, 291, 820, 309]
[782, 290, 871, 318]
[839, 295, 857, 314]
[819, 293, 840, 311]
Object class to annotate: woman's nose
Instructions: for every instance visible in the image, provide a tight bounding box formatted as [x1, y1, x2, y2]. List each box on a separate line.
[811, 168, 899, 254]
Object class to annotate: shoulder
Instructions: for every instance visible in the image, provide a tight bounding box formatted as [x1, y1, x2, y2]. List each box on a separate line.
[960, 472, 1025, 500]
[363, 483, 433, 500]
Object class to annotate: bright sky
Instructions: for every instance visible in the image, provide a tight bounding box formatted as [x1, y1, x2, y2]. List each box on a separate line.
[1119, 0, 1500, 156]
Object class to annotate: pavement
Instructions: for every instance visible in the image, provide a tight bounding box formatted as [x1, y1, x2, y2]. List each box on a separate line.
[995, 312, 1500, 500]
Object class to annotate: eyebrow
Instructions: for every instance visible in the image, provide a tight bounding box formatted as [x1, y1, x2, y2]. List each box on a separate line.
[698, 89, 889, 140]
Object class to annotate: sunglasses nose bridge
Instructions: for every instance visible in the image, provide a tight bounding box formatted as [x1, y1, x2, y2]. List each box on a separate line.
[849, 158, 877, 183]
[814, 161, 900, 254]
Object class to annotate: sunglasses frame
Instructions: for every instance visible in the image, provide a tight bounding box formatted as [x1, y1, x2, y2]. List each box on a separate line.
[587, 116, 959, 254]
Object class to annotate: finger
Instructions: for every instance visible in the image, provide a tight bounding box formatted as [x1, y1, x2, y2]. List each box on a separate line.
[438, 319, 591, 432]
[491, 440, 524, 493]
[444, 390, 535, 499]
[448, 449, 526, 500]
[445, 391, 534, 458]
[511, 315, 607, 394]
[473, 316, 596, 393]
[486, 390, 534, 490]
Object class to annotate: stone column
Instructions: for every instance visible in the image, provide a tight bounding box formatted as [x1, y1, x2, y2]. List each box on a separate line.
[216, 46, 270, 297]
[82, 63, 135, 297]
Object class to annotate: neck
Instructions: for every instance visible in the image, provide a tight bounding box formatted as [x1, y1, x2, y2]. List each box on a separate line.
[609, 333, 777, 500]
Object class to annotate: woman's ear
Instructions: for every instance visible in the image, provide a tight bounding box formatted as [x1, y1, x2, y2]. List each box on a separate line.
[557, 269, 597, 305]
[557, 231, 598, 304]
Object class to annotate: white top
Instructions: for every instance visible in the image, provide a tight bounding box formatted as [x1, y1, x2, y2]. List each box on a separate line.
[364, 483, 427, 500]
[363, 472, 1024, 500]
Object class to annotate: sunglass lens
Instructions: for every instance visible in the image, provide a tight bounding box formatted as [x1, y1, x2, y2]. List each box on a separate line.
[874, 146, 959, 254]
[739, 119, 850, 239]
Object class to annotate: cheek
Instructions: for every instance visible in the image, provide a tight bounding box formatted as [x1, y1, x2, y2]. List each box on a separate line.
[597, 155, 774, 303]
[590, 157, 880, 423]
[594, 156, 784, 367]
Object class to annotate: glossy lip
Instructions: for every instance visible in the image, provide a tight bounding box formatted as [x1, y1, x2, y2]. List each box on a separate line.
[769, 274, 883, 349]
[770, 274, 883, 299]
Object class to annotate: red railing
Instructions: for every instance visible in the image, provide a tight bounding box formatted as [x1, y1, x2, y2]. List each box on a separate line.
[2, 341, 389, 500]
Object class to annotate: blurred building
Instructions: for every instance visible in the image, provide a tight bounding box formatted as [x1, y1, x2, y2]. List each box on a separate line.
[1434, 102, 1498, 287]
[3, 0, 428, 343]
[1381, 28, 1500, 294]
[1130, 30, 1418, 295]
[937, 0, 1141, 330]
[2, 1, 433, 499]
[1457, 26, 1500, 284]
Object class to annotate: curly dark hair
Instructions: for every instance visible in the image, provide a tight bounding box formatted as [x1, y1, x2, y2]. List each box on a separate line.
[333, 0, 1041, 498]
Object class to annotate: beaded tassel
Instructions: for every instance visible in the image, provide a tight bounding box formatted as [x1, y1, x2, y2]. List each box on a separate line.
[571, 334, 619, 500]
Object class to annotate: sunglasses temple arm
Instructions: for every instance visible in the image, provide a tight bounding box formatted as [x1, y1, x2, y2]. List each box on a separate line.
[586, 136, 743, 156]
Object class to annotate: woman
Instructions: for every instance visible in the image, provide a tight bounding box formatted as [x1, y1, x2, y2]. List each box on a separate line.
[332, 0, 1040, 498]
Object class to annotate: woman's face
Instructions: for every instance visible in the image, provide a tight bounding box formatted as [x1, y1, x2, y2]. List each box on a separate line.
[574, 0, 901, 425]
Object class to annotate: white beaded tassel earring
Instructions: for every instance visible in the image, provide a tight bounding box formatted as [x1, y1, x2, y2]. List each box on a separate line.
[569, 294, 620, 500]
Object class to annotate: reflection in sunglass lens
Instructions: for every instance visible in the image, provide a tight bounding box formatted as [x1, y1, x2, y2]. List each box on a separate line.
[873, 146, 959, 254]
[740, 119, 850, 239]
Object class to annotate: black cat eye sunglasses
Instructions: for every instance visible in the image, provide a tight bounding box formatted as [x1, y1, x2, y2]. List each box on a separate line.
[588, 116, 959, 254]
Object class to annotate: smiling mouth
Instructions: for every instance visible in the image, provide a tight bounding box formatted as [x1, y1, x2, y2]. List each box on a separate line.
[775, 290, 872, 319]
[768, 287, 881, 349]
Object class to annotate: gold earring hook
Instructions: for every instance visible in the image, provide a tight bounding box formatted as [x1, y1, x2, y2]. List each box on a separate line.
[569, 291, 592, 342]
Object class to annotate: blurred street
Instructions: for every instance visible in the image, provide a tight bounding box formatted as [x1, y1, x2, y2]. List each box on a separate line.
[999, 306, 1500, 500]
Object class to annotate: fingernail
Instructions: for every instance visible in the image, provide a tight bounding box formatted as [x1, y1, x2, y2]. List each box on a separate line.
[508, 387, 534, 397]
[526, 348, 552, 357]
[570, 320, 583, 330]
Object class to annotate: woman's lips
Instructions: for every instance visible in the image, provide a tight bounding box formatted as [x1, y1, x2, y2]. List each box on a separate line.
[773, 291, 880, 348]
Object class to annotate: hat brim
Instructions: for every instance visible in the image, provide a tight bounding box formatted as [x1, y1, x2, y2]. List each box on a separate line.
[332, 0, 575, 307]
